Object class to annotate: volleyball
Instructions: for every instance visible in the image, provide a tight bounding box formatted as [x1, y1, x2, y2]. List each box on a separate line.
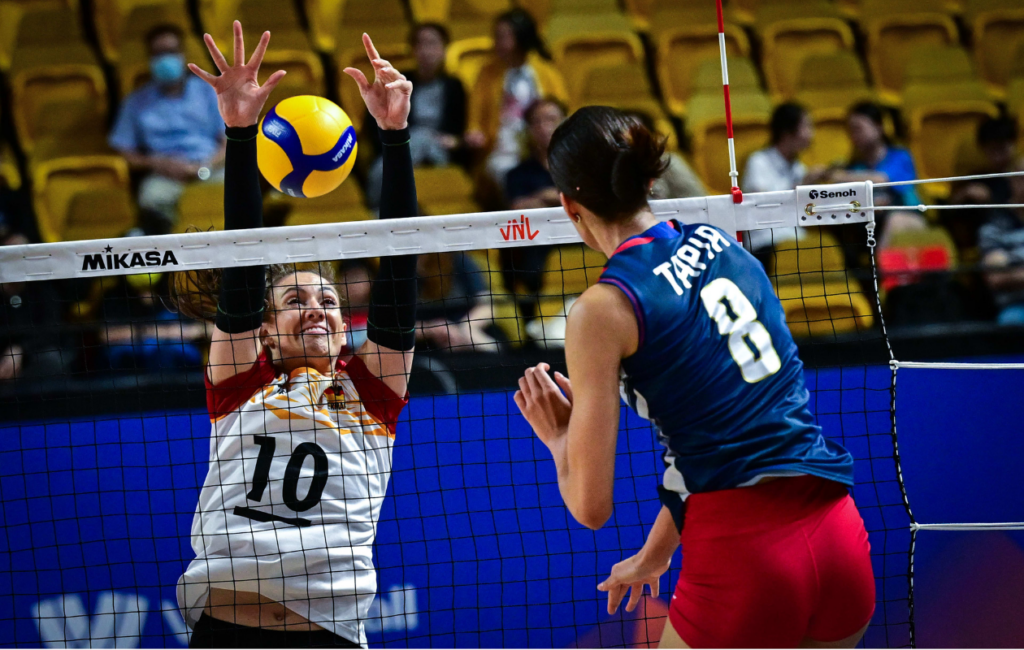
[256, 95, 358, 198]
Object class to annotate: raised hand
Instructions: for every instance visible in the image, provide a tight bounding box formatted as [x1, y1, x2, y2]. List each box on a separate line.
[514, 363, 573, 448]
[343, 34, 412, 131]
[188, 20, 286, 128]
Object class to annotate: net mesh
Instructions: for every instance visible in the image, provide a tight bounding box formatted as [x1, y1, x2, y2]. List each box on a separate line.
[0, 214, 912, 648]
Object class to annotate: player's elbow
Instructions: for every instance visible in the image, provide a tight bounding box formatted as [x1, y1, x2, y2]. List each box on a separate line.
[574, 501, 613, 530]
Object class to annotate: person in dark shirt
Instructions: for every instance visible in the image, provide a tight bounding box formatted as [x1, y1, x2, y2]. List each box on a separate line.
[0, 232, 64, 380]
[501, 98, 566, 324]
[97, 273, 205, 371]
[979, 163, 1024, 324]
[366, 23, 467, 208]
[416, 253, 498, 352]
[947, 117, 1021, 251]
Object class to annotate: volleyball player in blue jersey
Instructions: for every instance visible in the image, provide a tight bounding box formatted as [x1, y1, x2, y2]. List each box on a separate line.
[514, 107, 875, 648]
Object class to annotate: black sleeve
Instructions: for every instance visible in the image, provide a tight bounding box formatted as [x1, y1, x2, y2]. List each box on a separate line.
[658, 485, 687, 534]
[215, 124, 267, 334]
[367, 127, 418, 351]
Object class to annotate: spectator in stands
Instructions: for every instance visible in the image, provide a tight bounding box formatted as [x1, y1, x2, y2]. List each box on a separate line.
[628, 111, 706, 200]
[97, 272, 205, 371]
[416, 253, 498, 352]
[980, 163, 1024, 325]
[464, 9, 568, 191]
[501, 98, 564, 323]
[834, 102, 926, 245]
[0, 163, 31, 241]
[947, 117, 1021, 250]
[0, 231, 63, 380]
[743, 103, 824, 193]
[109, 24, 224, 232]
[366, 23, 467, 208]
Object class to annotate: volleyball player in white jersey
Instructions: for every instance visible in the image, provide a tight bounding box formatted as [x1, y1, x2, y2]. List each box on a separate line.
[174, 22, 419, 647]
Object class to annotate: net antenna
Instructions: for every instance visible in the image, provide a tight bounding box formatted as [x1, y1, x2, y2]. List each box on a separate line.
[715, 0, 743, 207]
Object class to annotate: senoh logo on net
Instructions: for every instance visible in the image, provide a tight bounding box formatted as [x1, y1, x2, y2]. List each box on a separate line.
[500, 216, 540, 242]
[808, 188, 857, 200]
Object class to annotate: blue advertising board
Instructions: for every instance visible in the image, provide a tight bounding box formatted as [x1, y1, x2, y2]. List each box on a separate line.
[1, 360, 1022, 647]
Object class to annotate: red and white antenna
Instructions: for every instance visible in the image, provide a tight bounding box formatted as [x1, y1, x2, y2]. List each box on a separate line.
[716, 0, 743, 206]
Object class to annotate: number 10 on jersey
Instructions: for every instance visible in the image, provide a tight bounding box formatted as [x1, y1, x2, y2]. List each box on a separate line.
[700, 278, 781, 383]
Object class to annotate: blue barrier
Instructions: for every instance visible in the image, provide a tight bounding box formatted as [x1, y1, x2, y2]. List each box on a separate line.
[1, 359, 1021, 647]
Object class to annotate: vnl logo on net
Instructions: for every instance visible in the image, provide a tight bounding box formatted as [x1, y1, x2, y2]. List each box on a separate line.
[500, 215, 540, 242]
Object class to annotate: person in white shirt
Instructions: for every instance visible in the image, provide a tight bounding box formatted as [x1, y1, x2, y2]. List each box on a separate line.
[742, 103, 817, 193]
[742, 103, 822, 250]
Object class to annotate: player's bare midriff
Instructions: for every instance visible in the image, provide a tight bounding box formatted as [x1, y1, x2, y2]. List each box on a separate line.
[205, 587, 326, 631]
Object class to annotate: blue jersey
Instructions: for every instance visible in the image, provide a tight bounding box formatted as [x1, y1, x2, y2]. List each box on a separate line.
[600, 221, 854, 499]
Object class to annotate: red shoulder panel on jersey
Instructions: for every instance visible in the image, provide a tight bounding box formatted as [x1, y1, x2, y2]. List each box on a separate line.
[205, 352, 277, 419]
[343, 354, 409, 435]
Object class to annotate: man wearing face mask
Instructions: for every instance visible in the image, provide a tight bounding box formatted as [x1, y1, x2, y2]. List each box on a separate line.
[109, 24, 225, 232]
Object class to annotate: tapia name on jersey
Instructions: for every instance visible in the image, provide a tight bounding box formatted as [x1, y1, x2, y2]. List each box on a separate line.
[651, 225, 732, 295]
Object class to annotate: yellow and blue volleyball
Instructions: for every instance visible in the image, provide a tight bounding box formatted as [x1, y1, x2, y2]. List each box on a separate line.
[256, 96, 358, 198]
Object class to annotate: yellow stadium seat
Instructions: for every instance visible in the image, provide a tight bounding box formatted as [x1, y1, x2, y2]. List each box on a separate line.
[968, 5, 1024, 96]
[691, 56, 762, 97]
[413, 166, 480, 216]
[904, 45, 978, 89]
[905, 93, 998, 195]
[196, 0, 238, 45]
[792, 52, 874, 167]
[303, 0, 344, 53]
[61, 187, 137, 242]
[1, 142, 22, 191]
[446, 36, 493, 89]
[447, 0, 512, 41]
[727, 0, 791, 26]
[769, 229, 874, 338]
[31, 153, 130, 243]
[687, 92, 772, 194]
[756, 4, 856, 100]
[540, 244, 606, 296]
[176, 181, 224, 233]
[334, 0, 411, 83]
[862, 10, 959, 104]
[10, 60, 108, 155]
[622, 0, 708, 32]
[550, 0, 619, 16]
[274, 182, 375, 226]
[547, 13, 645, 106]
[93, 0, 190, 64]
[653, 13, 749, 118]
[575, 62, 680, 151]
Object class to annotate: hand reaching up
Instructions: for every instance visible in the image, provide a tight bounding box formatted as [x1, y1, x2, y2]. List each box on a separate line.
[188, 20, 286, 128]
[343, 34, 413, 131]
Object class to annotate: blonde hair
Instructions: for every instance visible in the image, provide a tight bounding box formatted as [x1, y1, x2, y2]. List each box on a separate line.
[171, 261, 340, 324]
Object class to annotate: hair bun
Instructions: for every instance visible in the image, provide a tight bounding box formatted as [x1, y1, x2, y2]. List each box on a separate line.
[610, 124, 668, 204]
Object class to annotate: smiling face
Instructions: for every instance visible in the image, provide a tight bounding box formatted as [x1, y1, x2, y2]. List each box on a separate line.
[262, 272, 347, 375]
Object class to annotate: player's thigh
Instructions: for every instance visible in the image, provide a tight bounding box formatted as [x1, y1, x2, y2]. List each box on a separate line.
[659, 616, 691, 649]
[804, 495, 876, 644]
[800, 623, 868, 648]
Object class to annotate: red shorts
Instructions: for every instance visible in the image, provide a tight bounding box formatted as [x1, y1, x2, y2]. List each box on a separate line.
[668, 475, 876, 648]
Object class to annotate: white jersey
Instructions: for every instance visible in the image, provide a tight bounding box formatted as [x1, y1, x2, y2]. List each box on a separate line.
[176, 352, 406, 646]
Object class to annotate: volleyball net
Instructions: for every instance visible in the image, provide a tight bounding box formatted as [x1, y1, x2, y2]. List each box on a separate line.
[2, 178, 1019, 648]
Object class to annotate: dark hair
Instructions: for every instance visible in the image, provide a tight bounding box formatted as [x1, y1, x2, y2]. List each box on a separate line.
[770, 103, 807, 144]
[977, 116, 1018, 146]
[548, 106, 669, 222]
[145, 23, 185, 50]
[524, 97, 567, 126]
[411, 22, 450, 47]
[495, 8, 548, 59]
[848, 101, 891, 144]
